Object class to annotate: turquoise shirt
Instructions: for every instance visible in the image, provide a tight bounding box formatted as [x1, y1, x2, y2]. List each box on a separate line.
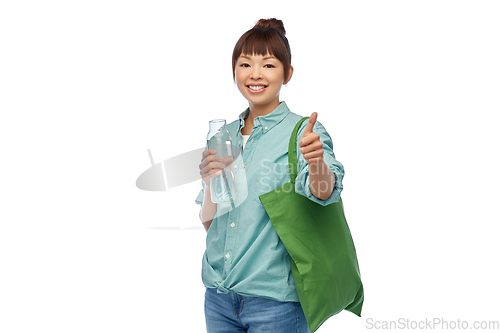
[195, 101, 344, 302]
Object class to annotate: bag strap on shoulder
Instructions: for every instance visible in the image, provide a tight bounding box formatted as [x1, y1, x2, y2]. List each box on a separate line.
[288, 116, 310, 186]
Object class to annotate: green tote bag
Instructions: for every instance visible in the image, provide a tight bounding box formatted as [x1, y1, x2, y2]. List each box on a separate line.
[259, 117, 364, 332]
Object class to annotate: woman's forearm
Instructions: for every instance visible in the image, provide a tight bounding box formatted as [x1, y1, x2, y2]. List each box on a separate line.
[199, 185, 217, 232]
[309, 160, 335, 201]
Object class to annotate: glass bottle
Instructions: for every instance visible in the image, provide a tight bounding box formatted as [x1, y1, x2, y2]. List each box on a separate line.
[206, 119, 236, 203]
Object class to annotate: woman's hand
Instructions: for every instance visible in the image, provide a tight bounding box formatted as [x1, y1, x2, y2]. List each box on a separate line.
[298, 112, 323, 164]
[298, 112, 336, 200]
[199, 149, 226, 187]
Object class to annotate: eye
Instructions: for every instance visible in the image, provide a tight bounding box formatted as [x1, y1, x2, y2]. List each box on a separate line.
[264, 64, 275, 68]
[240, 63, 250, 67]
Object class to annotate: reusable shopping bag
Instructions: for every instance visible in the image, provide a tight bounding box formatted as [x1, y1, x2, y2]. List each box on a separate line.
[258, 117, 364, 332]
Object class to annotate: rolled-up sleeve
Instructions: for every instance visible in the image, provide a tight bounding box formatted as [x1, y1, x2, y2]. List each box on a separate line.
[294, 120, 344, 206]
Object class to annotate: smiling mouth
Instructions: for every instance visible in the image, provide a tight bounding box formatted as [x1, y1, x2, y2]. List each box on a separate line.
[246, 85, 268, 92]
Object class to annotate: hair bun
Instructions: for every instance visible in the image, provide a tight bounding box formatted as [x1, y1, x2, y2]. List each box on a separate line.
[253, 18, 286, 35]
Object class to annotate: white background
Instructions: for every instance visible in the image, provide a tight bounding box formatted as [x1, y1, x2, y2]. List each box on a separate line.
[1, 1, 499, 332]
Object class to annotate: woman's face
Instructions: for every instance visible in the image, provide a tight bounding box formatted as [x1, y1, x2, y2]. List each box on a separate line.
[235, 53, 291, 112]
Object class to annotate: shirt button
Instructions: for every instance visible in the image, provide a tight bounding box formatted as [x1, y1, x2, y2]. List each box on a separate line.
[264, 126, 268, 130]
[234, 165, 237, 168]
[225, 253, 230, 259]
[231, 223, 235, 228]
[251, 139, 254, 143]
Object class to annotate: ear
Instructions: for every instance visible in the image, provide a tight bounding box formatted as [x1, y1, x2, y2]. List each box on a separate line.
[284, 66, 294, 85]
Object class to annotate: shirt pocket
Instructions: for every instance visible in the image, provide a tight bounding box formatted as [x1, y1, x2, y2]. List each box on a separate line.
[253, 161, 290, 204]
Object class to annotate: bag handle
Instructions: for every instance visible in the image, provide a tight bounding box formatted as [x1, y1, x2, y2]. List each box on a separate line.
[288, 116, 310, 186]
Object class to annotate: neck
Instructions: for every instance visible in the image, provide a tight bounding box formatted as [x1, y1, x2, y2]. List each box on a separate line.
[248, 99, 281, 119]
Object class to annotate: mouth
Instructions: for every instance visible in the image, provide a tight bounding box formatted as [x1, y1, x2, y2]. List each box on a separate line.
[246, 85, 268, 93]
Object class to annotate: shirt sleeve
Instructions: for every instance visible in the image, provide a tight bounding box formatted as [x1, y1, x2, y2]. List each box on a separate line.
[294, 119, 344, 206]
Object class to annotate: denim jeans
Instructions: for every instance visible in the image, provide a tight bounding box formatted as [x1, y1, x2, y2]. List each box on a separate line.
[204, 287, 311, 333]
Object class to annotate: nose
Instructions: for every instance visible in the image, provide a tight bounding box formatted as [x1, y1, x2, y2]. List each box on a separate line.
[250, 67, 262, 80]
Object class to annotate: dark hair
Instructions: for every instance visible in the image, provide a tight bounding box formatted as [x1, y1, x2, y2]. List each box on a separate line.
[232, 18, 292, 82]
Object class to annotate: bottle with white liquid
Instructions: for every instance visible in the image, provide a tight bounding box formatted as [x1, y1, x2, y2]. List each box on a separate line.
[207, 119, 236, 203]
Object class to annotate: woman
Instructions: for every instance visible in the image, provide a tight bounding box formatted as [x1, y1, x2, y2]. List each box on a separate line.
[196, 18, 344, 333]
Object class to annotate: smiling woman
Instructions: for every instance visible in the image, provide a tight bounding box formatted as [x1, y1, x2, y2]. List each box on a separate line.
[196, 18, 347, 333]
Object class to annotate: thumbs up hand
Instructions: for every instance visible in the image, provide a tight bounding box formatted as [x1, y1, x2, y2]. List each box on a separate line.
[298, 112, 336, 201]
[298, 112, 324, 165]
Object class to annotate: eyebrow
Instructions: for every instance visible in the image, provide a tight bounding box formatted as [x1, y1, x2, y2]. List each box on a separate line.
[239, 55, 277, 60]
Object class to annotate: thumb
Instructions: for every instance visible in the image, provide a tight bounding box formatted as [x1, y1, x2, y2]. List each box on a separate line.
[302, 112, 318, 135]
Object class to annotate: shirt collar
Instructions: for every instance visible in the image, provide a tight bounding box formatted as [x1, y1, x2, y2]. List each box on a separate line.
[238, 101, 291, 135]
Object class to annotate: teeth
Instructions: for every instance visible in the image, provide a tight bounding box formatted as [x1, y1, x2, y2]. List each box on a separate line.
[249, 86, 266, 90]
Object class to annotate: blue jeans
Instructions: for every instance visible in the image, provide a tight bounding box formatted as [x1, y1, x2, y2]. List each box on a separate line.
[204, 287, 311, 333]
